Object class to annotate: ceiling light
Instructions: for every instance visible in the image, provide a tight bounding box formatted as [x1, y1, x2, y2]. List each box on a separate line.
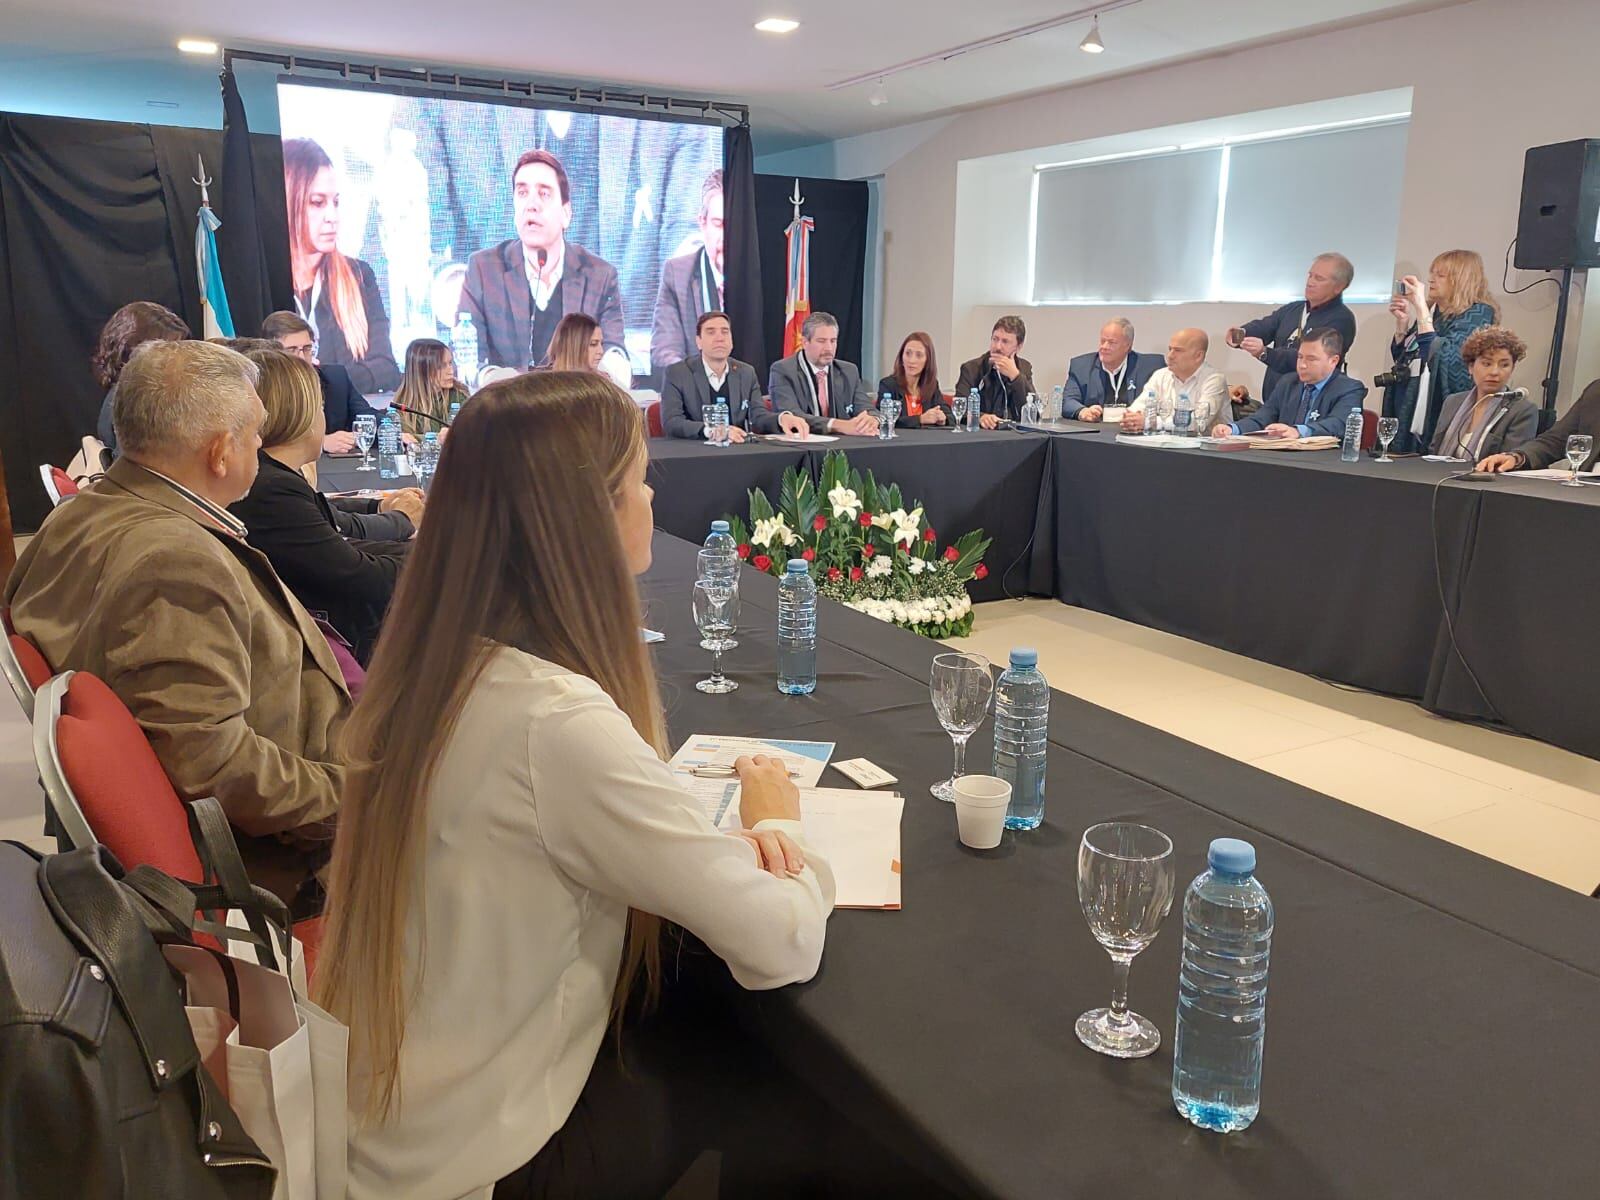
[177, 39, 218, 55]
[868, 78, 888, 107]
[1079, 17, 1105, 54]
[754, 17, 800, 34]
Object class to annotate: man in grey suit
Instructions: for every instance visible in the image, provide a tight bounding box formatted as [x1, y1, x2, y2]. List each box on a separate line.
[767, 312, 880, 437]
[458, 149, 629, 382]
[660, 311, 782, 441]
[651, 170, 723, 371]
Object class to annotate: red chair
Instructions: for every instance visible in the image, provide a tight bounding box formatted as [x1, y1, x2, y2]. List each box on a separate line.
[39, 464, 78, 507]
[32, 671, 323, 976]
[1360, 409, 1378, 451]
[645, 398, 664, 438]
[0, 608, 52, 720]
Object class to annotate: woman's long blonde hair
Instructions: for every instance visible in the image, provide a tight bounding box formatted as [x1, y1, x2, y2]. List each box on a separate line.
[284, 138, 371, 360]
[391, 339, 464, 439]
[1431, 249, 1499, 320]
[314, 371, 664, 1124]
[545, 312, 601, 372]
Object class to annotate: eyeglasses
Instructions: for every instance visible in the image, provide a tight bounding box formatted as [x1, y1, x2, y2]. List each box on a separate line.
[285, 342, 317, 360]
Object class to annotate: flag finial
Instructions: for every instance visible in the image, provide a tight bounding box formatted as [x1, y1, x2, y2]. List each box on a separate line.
[789, 178, 805, 223]
[193, 155, 213, 207]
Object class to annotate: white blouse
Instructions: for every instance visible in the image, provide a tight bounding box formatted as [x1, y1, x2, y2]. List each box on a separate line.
[347, 646, 835, 1200]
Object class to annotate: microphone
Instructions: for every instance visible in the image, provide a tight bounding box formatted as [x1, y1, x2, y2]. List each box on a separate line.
[527, 248, 551, 367]
[388, 403, 451, 429]
[1493, 387, 1529, 401]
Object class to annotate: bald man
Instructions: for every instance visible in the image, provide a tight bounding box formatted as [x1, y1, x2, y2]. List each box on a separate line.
[1120, 328, 1231, 436]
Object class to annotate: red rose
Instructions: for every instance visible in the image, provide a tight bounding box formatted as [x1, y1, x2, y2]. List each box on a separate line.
[849, 567, 863, 582]
[801, 547, 816, 562]
[827, 567, 842, 582]
[858, 513, 873, 528]
[944, 546, 960, 562]
[923, 528, 937, 543]
[736, 543, 751, 560]
[813, 515, 827, 531]
[974, 563, 989, 580]
[753, 554, 772, 572]
[860, 543, 875, 559]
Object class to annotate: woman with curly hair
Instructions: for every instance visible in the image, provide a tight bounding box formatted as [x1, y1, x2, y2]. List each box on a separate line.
[92, 301, 190, 451]
[1429, 325, 1537, 460]
[284, 137, 401, 394]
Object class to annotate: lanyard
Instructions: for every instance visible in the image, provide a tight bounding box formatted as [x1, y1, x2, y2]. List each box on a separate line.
[294, 274, 323, 346]
[1105, 360, 1127, 401]
[697, 249, 720, 313]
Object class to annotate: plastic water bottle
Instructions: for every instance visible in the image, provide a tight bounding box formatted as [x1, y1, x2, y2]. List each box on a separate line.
[992, 648, 1049, 830]
[415, 431, 439, 493]
[776, 560, 817, 695]
[1341, 407, 1363, 462]
[704, 520, 736, 558]
[1174, 389, 1196, 437]
[1172, 838, 1275, 1133]
[1143, 391, 1160, 435]
[452, 314, 479, 391]
[707, 401, 730, 446]
[448, 400, 463, 424]
[377, 412, 400, 480]
[966, 387, 981, 433]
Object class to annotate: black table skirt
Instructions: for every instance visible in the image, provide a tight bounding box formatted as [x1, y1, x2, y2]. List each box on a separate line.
[641, 531, 1600, 1200]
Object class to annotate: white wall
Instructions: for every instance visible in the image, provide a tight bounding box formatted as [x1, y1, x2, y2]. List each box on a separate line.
[831, 0, 1600, 406]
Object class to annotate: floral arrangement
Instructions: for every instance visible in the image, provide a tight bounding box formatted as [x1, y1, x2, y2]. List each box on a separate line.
[725, 451, 992, 638]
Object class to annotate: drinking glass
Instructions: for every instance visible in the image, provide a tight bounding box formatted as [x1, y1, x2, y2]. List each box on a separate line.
[1020, 394, 1041, 427]
[950, 393, 968, 432]
[929, 652, 994, 802]
[352, 414, 377, 472]
[696, 548, 740, 650]
[1075, 822, 1176, 1058]
[1563, 434, 1592, 486]
[1376, 416, 1399, 462]
[1049, 385, 1065, 423]
[881, 396, 902, 438]
[692, 580, 738, 694]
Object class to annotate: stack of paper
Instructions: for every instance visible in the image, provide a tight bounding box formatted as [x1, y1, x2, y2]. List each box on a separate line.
[669, 735, 834, 828]
[799, 788, 903, 910]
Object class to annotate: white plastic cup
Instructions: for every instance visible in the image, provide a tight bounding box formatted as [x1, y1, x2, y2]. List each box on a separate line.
[1103, 404, 1128, 425]
[953, 775, 1012, 850]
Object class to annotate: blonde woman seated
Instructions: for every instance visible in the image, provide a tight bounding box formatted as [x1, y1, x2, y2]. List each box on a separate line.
[319, 372, 922, 1198]
[1428, 326, 1537, 461]
[542, 312, 606, 373]
[393, 338, 470, 441]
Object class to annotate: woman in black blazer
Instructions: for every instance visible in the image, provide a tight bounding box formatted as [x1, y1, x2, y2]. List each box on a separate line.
[230, 348, 423, 663]
[284, 138, 402, 394]
[877, 332, 951, 428]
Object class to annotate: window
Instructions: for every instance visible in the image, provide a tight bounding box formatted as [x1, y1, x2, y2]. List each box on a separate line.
[1030, 116, 1409, 304]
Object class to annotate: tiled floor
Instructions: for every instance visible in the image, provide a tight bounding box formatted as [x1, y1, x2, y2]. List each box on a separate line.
[949, 599, 1600, 896]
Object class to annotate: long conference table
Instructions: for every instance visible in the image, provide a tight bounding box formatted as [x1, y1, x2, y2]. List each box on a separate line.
[326, 423, 1599, 758]
[315, 452, 1600, 1195]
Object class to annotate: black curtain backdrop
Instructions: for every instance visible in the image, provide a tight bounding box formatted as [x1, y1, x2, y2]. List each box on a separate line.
[754, 174, 867, 384]
[722, 125, 765, 385]
[0, 112, 286, 531]
[220, 68, 292, 336]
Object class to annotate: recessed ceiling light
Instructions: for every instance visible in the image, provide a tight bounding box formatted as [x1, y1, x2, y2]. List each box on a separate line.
[754, 17, 800, 34]
[1078, 17, 1105, 54]
[177, 39, 218, 55]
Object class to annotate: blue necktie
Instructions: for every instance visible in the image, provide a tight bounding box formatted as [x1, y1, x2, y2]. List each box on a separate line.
[1300, 384, 1315, 424]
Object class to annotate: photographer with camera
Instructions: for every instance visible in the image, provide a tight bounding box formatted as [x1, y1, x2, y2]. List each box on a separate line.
[1381, 250, 1497, 454]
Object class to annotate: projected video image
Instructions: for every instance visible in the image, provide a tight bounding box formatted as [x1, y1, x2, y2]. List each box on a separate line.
[276, 80, 725, 390]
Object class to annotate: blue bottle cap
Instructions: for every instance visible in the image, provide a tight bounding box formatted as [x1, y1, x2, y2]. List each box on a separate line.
[1208, 838, 1256, 875]
[710, 521, 730, 534]
[786, 559, 809, 574]
[1009, 647, 1038, 669]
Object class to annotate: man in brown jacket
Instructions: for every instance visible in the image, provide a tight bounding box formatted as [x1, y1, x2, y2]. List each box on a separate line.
[7, 339, 349, 903]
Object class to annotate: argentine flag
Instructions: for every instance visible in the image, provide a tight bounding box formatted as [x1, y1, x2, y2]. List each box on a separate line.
[196, 201, 235, 339]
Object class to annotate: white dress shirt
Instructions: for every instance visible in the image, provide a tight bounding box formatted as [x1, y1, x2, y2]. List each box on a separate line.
[522, 241, 566, 312]
[347, 646, 835, 1200]
[1128, 363, 1230, 433]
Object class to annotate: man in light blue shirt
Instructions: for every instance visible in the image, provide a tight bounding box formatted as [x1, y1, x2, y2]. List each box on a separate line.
[1212, 327, 1367, 441]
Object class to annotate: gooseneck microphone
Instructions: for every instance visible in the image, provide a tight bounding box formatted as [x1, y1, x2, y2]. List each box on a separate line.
[527, 247, 551, 368]
[389, 403, 451, 428]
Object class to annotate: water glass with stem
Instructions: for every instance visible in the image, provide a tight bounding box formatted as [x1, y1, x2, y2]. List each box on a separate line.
[1376, 416, 1399, 462]
[1564, 434, 1592, 486]
[692, 580, 738, 694]
[352, 414, 377, 472]
[881, 395, 901, 438]
[696, 548, 740, 650]
[1075, 821, 1176, 1058]
[950, 393, 968, 433]
[929, 652, 994, 802]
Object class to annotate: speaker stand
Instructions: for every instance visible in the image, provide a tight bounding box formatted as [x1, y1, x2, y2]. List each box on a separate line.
[1538, 267, 1575, 433]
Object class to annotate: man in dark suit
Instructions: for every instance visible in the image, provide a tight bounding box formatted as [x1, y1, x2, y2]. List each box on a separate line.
[261, 311, 380, 453]
[651, 170, 723, 371]
[768, 312, 879, 437]
[1213, 327, 1367, 441]
[1061, 317, 1162, 422]
[660, 311, 779, 441]
[1225, 253, 1358, 402]
[954, 315, 1035, 428]
[458, 149, 628, 381]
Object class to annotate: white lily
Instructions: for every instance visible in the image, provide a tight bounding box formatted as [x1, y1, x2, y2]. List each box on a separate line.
[870, 511, 895, 530]
[889, 507, 923, 549]
[752, 515, 796, 548]
[827, 486, 861, 521]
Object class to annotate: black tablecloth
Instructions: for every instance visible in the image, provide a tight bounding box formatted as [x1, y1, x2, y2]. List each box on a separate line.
[640, 530, 1600, 1199]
